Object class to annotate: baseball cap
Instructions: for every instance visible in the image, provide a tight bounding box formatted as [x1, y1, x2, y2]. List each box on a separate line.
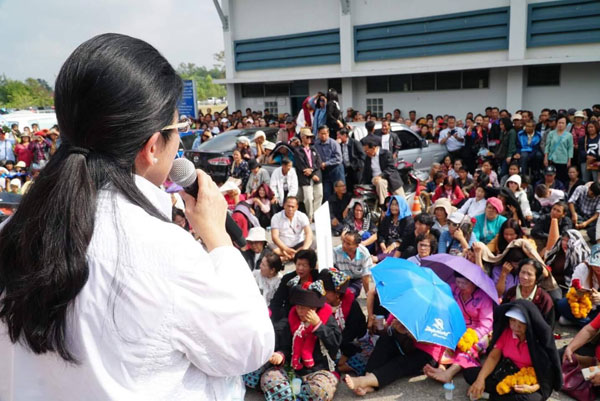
[505, 307, 527, 324]
[448, 212, 465, 225]
[544, 166, 557, 175]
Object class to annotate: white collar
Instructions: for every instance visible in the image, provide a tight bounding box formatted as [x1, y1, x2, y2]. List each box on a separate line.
[134, 175, 173, 222]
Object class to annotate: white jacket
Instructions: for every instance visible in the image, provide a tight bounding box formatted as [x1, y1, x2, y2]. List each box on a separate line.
[269, 166, 298, 206]
[0, 175, 274, 401]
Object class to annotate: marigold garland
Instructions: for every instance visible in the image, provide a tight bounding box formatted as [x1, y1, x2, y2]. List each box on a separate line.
[496, 367, 538, 395]
[457, 328, 478, 353]
[567, 287, 593, 319]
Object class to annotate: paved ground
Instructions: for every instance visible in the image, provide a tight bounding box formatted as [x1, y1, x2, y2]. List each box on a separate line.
[246, 234, 577, 400]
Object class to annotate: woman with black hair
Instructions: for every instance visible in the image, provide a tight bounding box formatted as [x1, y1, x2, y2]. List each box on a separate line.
[498, 187, 527, 227]
[496, 117, 518, 178]
[0, 34, 274, 400]
[503, 259, 556, 328]
[325, 88, 344, 139]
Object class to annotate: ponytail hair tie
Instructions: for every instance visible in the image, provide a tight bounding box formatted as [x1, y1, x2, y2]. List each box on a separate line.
[68, 146, 90, 157]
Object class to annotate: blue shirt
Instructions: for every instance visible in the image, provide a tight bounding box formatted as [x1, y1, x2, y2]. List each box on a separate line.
[314, 138, 342, 167]
[0, 138, 15, 161]
[438, 230, 477, 254]
[473, 214, 507, 244]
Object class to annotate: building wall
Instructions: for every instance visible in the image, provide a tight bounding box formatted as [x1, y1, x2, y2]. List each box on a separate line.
[522, 62, 600, 113]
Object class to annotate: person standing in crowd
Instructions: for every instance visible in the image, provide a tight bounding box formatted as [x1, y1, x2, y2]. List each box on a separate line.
[270, 196, 313, 262]
[495, 117, 518, 178]
[0, 33, 273, 401]
[269, 157, 298, 210]
[438, 116, 465, 160]
[294, 128, 323, 222]
[360, 135, 404, 210]
[314, 125, 345, 202]
[544, 115, 573, 186]
[0, 129, 15, 162]
[337, 128, 364, 193]
[515, 120, 542, 176]
[13, 131, 33, 167]
[376, 120, 401, 158]
[582, 120, 600, 182]
[326, 88, 344, 139]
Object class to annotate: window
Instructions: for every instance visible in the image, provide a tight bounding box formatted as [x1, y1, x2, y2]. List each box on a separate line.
[389, 75, 411, 92]
[241, 83, 264, 97]
[436, 71, 461, 90]
[290, 80, 309, 96]
[366, 98, 383, 118]
[395, 130, 422, 150]
[327, 78, 342, 94]
[264, 101, 278, 115]
[264, 83, 289, 96]
[366, 76, 388, 93]
[463, 69, 489, 89]
[527, 65, 560, 87]
[412, 73, 436, 91]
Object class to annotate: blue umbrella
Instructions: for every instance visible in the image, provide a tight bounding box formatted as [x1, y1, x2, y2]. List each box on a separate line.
[372, 258, 467, 349]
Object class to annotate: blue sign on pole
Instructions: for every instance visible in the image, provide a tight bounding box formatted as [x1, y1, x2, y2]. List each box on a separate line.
[177, 80, 197, 120]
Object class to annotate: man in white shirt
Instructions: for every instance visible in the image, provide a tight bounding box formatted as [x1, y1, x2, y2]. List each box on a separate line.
[270, 196, 313, 262]
[269, 158, 298, 208]
[439, 116, 465, 159]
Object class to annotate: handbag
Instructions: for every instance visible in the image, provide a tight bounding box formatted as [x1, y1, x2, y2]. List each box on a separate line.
[561, 358, 597, 401]
[490, 357, 520, 384]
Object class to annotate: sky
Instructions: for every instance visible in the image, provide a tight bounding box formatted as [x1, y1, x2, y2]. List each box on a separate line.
[0, 0, 224, 85]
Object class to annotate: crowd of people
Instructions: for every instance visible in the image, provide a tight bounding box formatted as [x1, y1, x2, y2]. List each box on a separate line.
[6, 92, 600, 401]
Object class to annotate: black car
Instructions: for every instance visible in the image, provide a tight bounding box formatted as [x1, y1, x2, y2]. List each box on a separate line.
[184, 128, 279, 183]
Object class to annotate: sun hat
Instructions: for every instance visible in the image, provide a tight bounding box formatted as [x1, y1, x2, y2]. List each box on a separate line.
[448, 211, 465, 225]
[253, 130, 266, 141]
[263, 141, 276, 150]
[574, 110, 586, 119]
[505, 307, 527, 324]
[246, 227, 267, 242]
[486, 197, 504, 214]
[15, 161, 27, 169]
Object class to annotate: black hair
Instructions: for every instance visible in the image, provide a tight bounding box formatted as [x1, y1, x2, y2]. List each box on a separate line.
[365, 120, 375, 133]
[416, 233, 437, 255]
[172, 207, 190, 231]
[500, 117, 513, 131]
[264, 252, 284, 273]
[326, 88, 339, 103]
[317, 125, 329, 132]
[415, 212, 434, 227]
[503, 247, 527, 263]
[477, 172, 490, 187]
[590, 182, 600, 197]
[0, 33, 182, 362]
[535, 183, 548, 198]
[497, 218, 524, 253]
[345, 230, 362, 245]
[294, 249, 318, 270]
[518, 258, 545, 282]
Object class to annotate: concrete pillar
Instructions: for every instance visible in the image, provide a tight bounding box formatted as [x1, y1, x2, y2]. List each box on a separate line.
[508, 0, 527, 61]
[341, 78, 354, 111]
[506, 66, 524, 112]
[226, 83, 238, 111]
[339, 1, 353, 73]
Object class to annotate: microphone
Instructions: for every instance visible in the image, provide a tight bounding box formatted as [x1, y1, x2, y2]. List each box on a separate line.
[169, 158, 246, 248]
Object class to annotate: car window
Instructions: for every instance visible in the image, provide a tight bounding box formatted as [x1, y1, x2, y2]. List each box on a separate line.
[395, 129, 422, 150]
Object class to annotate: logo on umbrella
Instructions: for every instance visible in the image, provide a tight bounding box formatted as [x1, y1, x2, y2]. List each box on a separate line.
[425, 318, 451, 340]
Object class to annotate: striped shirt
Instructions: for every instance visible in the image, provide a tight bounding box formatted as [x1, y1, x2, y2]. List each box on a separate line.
[333, 244, 373, 279]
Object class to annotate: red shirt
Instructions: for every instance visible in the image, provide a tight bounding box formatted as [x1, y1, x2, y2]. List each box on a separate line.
[494, 327, 532, 369]
[589, 313, 600, 360]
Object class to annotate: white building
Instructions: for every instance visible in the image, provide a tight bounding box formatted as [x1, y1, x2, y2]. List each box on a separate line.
[214, 0, 600, 118]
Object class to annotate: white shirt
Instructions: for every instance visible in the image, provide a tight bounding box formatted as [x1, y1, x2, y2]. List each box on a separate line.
[381, 134, 391, 152]
[0, 175, 274, 401]
[439, 127, 465, 152]
[459, 198, 487, 218]
[371, 148, 383, 177]
[271, 210, 309, 247]
[269, 167, 298, 206]
[252, 270, 282, 305]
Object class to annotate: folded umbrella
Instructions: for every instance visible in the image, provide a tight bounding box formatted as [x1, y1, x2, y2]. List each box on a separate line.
[372, 257, 466, 349]
[421, 254, 499, 304]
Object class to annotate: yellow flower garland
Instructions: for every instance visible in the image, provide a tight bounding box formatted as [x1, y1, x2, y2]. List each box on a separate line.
[457, 328, 478, 353]
[496, 367, 538, 395]
[567, 287, 593, 319]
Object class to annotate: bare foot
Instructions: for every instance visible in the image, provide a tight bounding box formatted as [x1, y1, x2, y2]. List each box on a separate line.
[344, 375, 374, 396]
[425, 365, 453, 383]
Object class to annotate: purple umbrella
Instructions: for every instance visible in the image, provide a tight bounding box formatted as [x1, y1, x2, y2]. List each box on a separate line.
[420, 254, 499, 304]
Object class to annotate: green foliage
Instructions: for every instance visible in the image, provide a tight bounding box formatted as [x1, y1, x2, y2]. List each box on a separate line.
[176, 51, 227, 101]
[0, 75, 54, 109]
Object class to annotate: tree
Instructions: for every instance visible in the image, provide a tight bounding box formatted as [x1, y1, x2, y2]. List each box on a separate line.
[0, 75, 54, 108]
[176, 54, 226, 101]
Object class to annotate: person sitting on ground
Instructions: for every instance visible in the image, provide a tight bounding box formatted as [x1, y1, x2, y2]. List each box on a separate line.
[343, 317, 445, 396]
[459, 185, 487, 218]
[399, 212, 438, 259]
[259, 279, 341, 401]
[457, 166, 475, 197]
[557, 244, 600, 327]
[531, 201, 572, 251]
[432, 175, 465, 207]
[485, 218, 533, 256]
[269, 249, 320, 322]
[425, 272, 494, 384]
[333, 230, 373, 297]
[505, 174, 533, 223]
[270, 196, 313, 262]
[545, 230, 590, 290]
[269, 157, 298, 209]
[534, 183, 565, 216]
[481, 158, 500, 187]
[319, 269, 370, 375]
[360, 134, 404, 210]
[431, 197, 453, 233]
[247, 183, 274, 228]
[329, 180, 352, 236]
[406, 233, 438, 265]
[466, 301, 562, 401]
[245, 158, 270, 195]
[473, 197, 507, 245]
[376, 195, 414, 262]
[535, 165, 566, 191]
[342, 199, 378, 251]
[566, 165, 585, 200]
[253, 252, 284, 305]
[503, 259, 556, 328]
[438, 212, 476, 256]
[568, 181, 600, 243]
[242, 226, 269, 271]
